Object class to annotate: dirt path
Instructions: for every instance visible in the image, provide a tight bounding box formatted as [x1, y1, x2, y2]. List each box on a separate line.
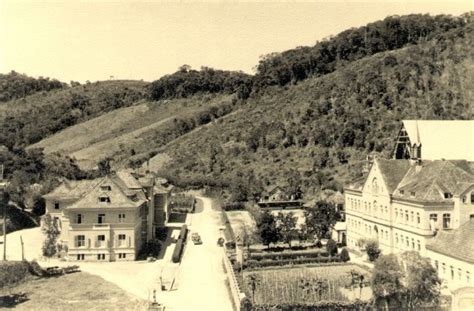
[159, 197, 233, 311]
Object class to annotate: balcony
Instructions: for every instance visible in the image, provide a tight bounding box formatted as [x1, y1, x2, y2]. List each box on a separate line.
[93, 223, 110, 230]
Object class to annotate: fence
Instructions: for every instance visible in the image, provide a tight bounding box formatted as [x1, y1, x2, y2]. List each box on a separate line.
[222, 249, 246, 311]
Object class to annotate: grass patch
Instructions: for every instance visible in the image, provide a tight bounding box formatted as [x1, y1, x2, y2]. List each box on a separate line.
[0, 271, 146, 310]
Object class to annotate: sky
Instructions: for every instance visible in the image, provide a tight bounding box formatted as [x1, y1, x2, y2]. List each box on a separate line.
[0, 1, 471, 83]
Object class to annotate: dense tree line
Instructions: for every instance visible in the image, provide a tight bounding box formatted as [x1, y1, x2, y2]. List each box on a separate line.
[0, 81, 148, 149]
[0, 71, 66, 102]
[159, 17, 473, 196]
[149, 65, 253, 101]
[253, 13, 470, 88]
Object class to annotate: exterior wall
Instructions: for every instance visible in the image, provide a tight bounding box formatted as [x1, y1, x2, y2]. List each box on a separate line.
[426, 250, 474, 291]
[44, 198, 75, 242]
[456, 186, 474, 227]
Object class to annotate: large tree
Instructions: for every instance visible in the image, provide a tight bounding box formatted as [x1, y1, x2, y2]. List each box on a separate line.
[257, 210, 280, 248]
[401, 251, 441, 309]
[276, 211, 298, 248]
[371, 254, 404, 310]
[304, 200, 338, 242]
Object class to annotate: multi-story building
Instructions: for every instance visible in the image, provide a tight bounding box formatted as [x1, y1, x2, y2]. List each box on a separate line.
[345, 120, 474, 293]
[43, 171, 171, 261]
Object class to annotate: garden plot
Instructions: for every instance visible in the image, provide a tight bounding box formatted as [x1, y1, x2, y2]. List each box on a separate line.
[226, 210, 257, 239]
[270, 209, 306, 228]
[242, 264, 372, 305]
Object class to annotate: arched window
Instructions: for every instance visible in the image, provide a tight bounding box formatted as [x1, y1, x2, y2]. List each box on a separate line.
[372, 178, 379, 194]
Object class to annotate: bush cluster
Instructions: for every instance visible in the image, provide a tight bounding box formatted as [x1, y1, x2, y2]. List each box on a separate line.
[170, 195, 195, 213]
[0, 261, 32, 288]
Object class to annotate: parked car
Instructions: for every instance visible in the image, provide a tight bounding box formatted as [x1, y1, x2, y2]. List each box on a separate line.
[191, 232, 202, 245]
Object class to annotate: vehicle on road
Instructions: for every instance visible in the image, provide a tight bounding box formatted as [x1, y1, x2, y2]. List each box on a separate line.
[191, 232, 202, 245]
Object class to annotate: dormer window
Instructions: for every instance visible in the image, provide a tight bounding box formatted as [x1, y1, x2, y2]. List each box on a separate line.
[399, 190, 404, 195]
[100, 185, 112, 191]
[54, 202, 60, 209]
[410, 191, 415, 197]
[444, 192, 453, 199]
[99, 196, 111, 203]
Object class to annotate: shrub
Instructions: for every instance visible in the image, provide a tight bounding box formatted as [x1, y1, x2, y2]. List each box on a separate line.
[365, 240, 381, 262]
[340, 248, 350, 262]
[0, 261, 31, 289]
[172, 239, 185, 263]
[138, 239, 163, 259]
[243, 300, 370, 310]
[326, 239, 338, 257]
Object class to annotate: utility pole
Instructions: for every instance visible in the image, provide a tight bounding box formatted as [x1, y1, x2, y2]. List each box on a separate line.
[1, 164, 7, 261]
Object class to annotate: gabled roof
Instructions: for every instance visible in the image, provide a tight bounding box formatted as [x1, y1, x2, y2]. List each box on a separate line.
[394, 160, 474, 202]
[43, 179, 100, 200]
[68, 176, 146, 209]
[375, 159, 411, 194]
[402, 120, 474, 161]
[426, 220, 474, 264]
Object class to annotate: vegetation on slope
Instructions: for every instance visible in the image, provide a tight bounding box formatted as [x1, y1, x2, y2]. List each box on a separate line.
[253, 13, 469, 88]
[154, 20, 473, 199]
[0, 71, 66, 102]
[0, 80, 149, 149]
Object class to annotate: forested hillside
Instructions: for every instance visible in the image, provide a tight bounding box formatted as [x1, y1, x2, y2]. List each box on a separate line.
[0, 71, 66, 102]
[152, 16, 473, 200]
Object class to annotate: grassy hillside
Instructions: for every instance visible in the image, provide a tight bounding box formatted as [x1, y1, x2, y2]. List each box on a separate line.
[150, 22, 473, 199]
[0, 80, 148, 149]
[30, 94, 237, 169]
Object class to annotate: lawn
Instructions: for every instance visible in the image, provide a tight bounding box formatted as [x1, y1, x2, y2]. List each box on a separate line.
[242, 264, 372, 306]
[0, 272, 147, 310]
[226, 210, 257, 240]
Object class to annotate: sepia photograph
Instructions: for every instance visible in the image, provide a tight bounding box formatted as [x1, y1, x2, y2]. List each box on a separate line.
[0, 0, 473, 310]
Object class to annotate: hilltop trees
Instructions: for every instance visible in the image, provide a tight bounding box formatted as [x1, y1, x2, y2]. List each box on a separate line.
[0, 71, 66, 102]
[257, 210, 280, 248]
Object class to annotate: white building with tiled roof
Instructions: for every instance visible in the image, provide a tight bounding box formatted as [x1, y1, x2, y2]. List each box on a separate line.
[43, 171, 171, 261]
[345, 120, 474, 294]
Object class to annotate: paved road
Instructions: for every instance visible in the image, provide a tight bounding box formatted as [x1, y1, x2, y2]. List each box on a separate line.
[160, 196, 233, 311]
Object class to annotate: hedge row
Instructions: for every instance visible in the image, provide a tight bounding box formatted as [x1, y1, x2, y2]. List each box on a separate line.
[0, 261, 37, 288]
[222, 202, 246, 211]
[242, 299, 370, 311]
[245, 256, 342, 268]
[172, 225, 189, 263]
[249, 249, 329, 261]
[179, 225, 188, 240]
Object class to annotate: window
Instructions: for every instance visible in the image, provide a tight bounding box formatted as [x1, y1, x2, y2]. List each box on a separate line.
[97, 254, 106, 260]
[442, 263, 446, 274]
[417, 240, 421, 251]
[430, 213, 438, 223]
[471, 193, 474, 204]
[467, 271, 471, 283]
[54, 202, 59, 210]
[417, 212, 420, 224]
[76, 214, 82, 224]
[100, 185, 111, 191]
[395, 208, 398, 220]
[98, 214, 105, 224]
[406, 236, 409, 247]
[458, 269, 462, 280]
[462, 196, 467, 203]
[385, 231, 388, 240]
[118, 213, 126, 223]
[372, 178, 379, 194]
[118, 253, 127, 259]
[471, 214, 474, 220]
[411, 238, 415, 249]
[450, 266, 454, 280]
[443, 213, 451, 229]
[118, 234, 126, 246]
[97, 235, 105, 241]
[405, 210, 409, 222]
[76, 254, 85, 260]
[410, 211, 414, 222]
[395, 233, 399, 244]
[99, 196, 111, 203]
[410, 191, 416, 197]
[76, 235, 85, 247]
[444, 192, 453, 199]
[434, 260, 438, 271]
[400, 190, 405, 195]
